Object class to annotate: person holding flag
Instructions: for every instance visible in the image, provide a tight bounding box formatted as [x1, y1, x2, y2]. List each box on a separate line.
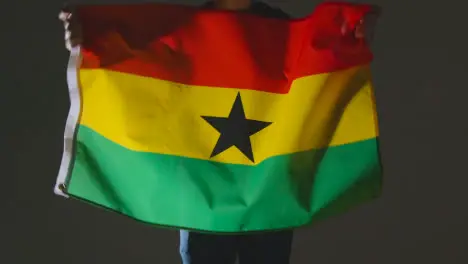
[58, 1, 379, 263]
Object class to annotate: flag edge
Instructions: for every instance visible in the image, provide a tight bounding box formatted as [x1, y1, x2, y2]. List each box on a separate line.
[54, 46, 83, 197]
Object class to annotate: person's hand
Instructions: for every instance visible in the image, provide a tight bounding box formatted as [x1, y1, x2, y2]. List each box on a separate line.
[353, 6, 381, 42]
[340, 5, 381, 42]
[59, 6, 82, 51]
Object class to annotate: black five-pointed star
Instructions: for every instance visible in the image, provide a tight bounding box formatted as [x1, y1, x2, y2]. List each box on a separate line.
[202, 93, 272, 163]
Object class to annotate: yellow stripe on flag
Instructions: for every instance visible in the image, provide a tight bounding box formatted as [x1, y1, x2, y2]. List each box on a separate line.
[79, 65, 378, 165]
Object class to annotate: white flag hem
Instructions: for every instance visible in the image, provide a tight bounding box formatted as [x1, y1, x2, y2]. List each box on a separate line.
[54, 46, 82, 198]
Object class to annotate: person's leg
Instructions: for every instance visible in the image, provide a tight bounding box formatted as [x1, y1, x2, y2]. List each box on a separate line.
[179, 230, 238, 264]
[237, 230, 294, 264]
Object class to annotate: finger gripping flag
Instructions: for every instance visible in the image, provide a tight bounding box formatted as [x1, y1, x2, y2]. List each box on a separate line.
[55, 2, 382, 233]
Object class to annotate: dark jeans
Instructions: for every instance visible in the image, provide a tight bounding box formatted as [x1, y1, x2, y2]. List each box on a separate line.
[179, 230, 293, 264]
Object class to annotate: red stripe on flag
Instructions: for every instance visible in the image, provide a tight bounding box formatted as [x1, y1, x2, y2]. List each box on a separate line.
[78, 2, 373, 94]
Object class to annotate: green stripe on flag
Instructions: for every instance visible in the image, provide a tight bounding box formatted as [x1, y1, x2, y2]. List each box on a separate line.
[66, 125, 381, 232]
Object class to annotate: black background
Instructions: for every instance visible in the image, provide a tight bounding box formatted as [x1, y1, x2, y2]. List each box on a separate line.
[5, 0, 468, 263]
